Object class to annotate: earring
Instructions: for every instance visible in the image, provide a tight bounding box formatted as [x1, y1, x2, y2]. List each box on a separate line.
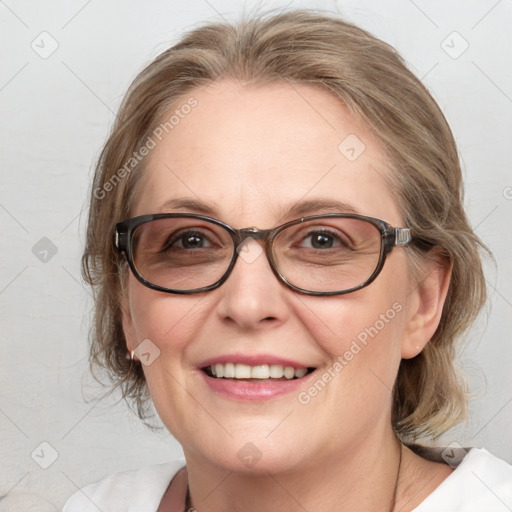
[126, 350, 137, 362]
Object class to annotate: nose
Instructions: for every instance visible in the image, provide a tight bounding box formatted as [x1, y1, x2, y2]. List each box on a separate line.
[215, 238, 290, 331]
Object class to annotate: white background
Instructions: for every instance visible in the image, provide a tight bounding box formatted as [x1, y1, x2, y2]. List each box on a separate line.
[1, 0, 511, 510]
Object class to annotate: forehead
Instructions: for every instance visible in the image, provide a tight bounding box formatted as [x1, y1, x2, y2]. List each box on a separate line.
[133, 80, 402, 226]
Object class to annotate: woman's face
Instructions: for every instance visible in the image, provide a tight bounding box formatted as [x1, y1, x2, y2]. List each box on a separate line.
[122, 80, 419, 473]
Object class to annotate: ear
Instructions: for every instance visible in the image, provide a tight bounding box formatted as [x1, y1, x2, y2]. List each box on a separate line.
[401, 251, 452, 359]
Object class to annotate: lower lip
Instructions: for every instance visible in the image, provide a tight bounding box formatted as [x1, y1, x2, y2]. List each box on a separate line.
[200, 371, 315, 401]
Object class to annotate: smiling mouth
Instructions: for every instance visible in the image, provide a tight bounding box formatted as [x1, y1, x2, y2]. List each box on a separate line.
[203, 363, 315, 380]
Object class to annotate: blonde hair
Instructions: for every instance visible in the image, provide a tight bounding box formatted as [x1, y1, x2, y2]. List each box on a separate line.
[82, 10, 487, 440]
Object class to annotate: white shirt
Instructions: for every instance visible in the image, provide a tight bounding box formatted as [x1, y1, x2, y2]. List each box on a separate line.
[62, 448, 512, 511]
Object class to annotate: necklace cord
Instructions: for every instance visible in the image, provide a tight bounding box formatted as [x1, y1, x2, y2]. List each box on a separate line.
[390, 441, 403, 512]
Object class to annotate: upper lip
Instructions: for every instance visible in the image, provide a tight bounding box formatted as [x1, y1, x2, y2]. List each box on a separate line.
[198, 354, 314, 370]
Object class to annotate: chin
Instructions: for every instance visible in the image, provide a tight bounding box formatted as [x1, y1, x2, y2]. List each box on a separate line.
[216, 447, 304, 476]
[183, 429, 308, 476]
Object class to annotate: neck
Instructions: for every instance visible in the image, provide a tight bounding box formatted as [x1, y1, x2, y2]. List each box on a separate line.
[184, 427, 403, 512]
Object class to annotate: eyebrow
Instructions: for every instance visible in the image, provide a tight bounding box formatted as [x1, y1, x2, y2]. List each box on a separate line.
[282, 199, 360, 218]
[157, 198, 218, 215]
[156, 197, 360, 219]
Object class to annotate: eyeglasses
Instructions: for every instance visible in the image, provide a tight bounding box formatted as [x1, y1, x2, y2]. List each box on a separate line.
[115, 213, 412, 296]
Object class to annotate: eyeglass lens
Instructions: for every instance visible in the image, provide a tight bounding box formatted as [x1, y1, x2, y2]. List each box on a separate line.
[129, 216, 383, 294]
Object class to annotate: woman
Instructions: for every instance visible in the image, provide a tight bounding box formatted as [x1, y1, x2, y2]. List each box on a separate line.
[63, 10, 512, 512]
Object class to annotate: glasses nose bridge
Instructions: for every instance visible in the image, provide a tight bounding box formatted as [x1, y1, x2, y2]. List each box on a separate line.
[236, 227, 273, 245]
[233, 227, 275, 267]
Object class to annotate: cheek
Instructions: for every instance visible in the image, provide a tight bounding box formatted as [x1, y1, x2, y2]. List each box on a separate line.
[296, 300, 404, 426]
[126, 277, 209, 354]
[295, 277, 408, 391]
[125, 279, 216, 434]
[298, 292, 406, 352]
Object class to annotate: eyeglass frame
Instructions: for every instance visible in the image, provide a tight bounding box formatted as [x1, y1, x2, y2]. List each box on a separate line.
[115, 213, 412, 296]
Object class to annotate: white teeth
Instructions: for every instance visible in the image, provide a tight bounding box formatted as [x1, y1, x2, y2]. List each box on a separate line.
[224, 362, 235, 378]
[283, 366, 295, 379]
[234, 363, 251, 379]
[251, 365, 270, 379]
[207, 363, 310, 380]
[269, 364, 284, 378]
[294, 368, 308, 378]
